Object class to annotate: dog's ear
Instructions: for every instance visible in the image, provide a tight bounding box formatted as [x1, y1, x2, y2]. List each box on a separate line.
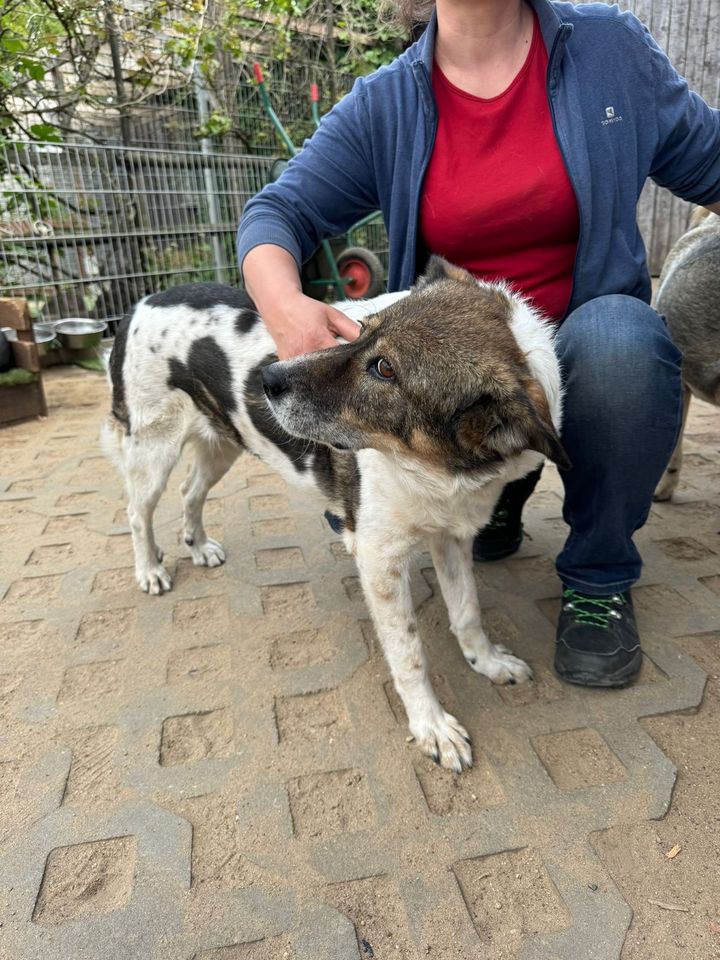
[456, 380, 571, 470]
[417, 255, 477, 289]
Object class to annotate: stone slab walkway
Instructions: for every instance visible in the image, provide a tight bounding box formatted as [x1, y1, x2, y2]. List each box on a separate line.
[0, 367, 719, 960]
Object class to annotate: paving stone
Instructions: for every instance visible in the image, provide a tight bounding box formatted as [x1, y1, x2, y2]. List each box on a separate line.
[454, 848, 571, 954]
[255, 546, 305, 571]
[268, 627, 336, 670]
[260, 581, 315, 615]
[57, 660, 125, 703]
[532, 729, 626, 790]
[75, 607, 137, 645]
[4, 573, 63, 604]
[287, 769, 374, 839]
[251, 517, 298, 538]
[167, 644, 231, 684]
[33, 836, 137, 925]
[323, 874, 415, 959]
[414, 749, 505, 815]
[160, 709, 235, 766]
[62, 725, 124, 803]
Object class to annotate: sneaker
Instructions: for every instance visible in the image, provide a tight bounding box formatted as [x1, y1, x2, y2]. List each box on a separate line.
[472, 506, 523, 561]
[554, 589, 642, 687]
[472, 465, 543, 562]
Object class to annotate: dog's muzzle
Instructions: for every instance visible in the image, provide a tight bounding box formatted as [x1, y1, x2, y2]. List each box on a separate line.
[261, 362, 289, 399]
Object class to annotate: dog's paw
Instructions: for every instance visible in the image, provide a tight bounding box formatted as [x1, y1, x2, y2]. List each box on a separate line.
[477, 645, 533, 685]
[412, 711, 473, 773]
[189, 538, 226, 568]
[137, 565, 173, 595]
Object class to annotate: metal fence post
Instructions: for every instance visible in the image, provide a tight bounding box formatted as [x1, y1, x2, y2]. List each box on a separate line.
[193, 68, 224, 283]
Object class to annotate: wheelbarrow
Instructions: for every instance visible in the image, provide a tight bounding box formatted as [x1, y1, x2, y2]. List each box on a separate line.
[253, 63, 385, 301]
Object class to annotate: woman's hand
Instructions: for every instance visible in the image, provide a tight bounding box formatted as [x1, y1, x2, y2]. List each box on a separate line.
[242, 244, 361, 360]
[263, 291, 361, 360]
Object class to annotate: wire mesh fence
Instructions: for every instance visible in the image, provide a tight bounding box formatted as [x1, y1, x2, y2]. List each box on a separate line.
[59, 59, 356, 156]
[0, 138, 389, 333]
[0, 140, 268, 331]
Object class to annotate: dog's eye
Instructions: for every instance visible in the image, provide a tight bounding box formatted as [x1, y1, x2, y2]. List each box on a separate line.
[370, 358, 396, 381]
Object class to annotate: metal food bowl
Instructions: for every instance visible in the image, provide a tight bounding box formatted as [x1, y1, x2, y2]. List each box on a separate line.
[55, 319, 107, 350]
[0, 326, 18, 342]
[33, 324, 58, 356]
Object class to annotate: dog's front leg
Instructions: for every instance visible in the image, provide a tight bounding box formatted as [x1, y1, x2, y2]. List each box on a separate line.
[429, 533, 533, 685]
[355, 538, 472, 773]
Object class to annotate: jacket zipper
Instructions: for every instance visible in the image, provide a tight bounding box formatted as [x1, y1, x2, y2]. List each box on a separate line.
[408, 61, 438, 284]
[546, 24, 583, 319]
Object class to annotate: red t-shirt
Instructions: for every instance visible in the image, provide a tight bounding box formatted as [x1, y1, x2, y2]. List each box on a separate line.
[420, 14, 579, 322]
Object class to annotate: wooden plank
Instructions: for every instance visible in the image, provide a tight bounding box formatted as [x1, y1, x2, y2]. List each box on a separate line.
[683, 0, 708, 92]
[10, 339, 41, 373]
[0, 379, 47, 425]
[703, 0, 720, 106]
[0, 298, 32, 331]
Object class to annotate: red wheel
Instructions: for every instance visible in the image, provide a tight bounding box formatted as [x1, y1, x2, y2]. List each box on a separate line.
[335, 246, 384, 300]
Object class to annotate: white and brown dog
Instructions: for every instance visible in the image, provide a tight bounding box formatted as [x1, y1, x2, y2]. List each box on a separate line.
[103, 257, 567, 772]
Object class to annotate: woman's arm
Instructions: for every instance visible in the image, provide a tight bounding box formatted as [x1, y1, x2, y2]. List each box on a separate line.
[243, 244, 361, 360]
[237, 75, 382, 358]
[646, 24, 720, 207]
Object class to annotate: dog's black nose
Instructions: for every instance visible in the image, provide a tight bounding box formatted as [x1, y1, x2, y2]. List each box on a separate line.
[261, 362, 289, 398]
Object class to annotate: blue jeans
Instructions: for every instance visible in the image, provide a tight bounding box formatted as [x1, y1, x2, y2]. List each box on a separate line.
[553, 295, 683, 596]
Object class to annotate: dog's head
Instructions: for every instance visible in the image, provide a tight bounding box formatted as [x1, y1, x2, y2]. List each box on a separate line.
[261, 257, 569, 474]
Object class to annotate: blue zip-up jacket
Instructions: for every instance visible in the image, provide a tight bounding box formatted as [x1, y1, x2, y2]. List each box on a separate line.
[237, 0, 720, 314]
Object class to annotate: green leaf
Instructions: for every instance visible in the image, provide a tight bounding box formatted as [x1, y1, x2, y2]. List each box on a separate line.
[1, 37, 25, 53]
[29, 122, 60, 142]
[21, 59, 46, 80]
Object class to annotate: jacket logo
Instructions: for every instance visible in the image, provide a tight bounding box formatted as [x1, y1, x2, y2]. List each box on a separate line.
[601, 105, 623, 126]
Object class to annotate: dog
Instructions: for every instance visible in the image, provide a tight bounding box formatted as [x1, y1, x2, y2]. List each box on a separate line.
[103, 257, 567, 772]
[654, 208, 720, 501]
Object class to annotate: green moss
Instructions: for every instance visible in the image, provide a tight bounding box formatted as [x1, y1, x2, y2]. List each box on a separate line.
[0, 367, 37, 387]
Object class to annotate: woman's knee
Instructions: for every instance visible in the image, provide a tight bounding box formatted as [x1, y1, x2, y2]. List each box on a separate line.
[555, 295, 682, 401]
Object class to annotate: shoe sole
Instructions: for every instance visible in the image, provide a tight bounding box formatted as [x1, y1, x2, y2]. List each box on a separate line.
[554, 649, 643, 688]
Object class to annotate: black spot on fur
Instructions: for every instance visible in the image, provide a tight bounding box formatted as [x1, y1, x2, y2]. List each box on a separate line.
[167, 337, 243, 444]
[146, 282, 255, 312]
[109, 310, 133, 432]
[235, 308, 259, 334]
[244, 356, 311, 473]
[324, 510, 345, 534]
[160, 328, 167, 338]
[311, 444, 361, 532]
[150, 344, 158, 354]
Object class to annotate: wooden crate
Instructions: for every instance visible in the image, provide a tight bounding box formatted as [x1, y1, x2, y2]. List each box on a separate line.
[0, 298, 48, 426]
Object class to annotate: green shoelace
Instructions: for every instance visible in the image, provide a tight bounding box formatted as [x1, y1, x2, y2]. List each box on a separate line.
[562, 589, 625, 629]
